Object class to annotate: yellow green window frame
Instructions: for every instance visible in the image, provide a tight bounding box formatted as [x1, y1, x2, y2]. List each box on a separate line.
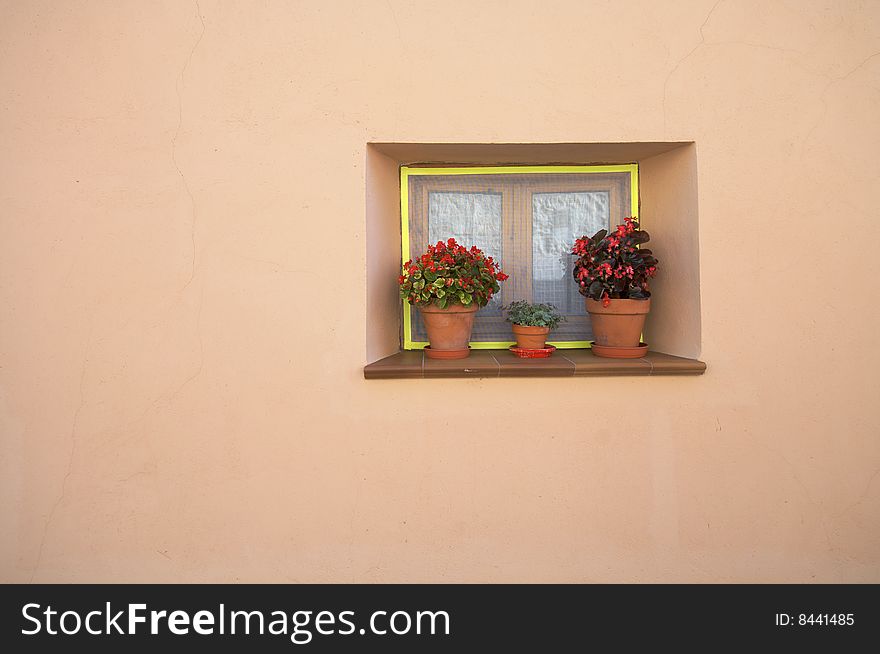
[400, 164, 639, 350]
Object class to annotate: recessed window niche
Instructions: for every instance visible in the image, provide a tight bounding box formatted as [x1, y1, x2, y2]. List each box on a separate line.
[365, 142, 701, 365]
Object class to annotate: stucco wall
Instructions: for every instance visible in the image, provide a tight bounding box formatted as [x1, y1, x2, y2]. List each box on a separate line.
[2, 0, 878, 582]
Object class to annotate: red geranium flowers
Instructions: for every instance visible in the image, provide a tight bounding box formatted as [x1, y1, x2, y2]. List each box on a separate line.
[399, 238, 508, 309]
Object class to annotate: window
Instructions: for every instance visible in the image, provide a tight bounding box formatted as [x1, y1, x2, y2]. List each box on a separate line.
[401, 165, 638, 349]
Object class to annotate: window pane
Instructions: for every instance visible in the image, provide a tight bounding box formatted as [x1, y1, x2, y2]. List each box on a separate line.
[532, 192, 609, 315]
[428, 190, 504, 317]
[404, 169, 633, 346]
[427, 191, 503, 264]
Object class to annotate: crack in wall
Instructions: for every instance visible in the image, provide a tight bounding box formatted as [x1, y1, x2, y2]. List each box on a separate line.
[171, 0, 207, 292]
[166, 281, 206, 403]
[804, 50, 880, 147]
[662, 0, 723, 135]
[29, 319, 95, 582]
[662, 0, 880, 145]
[833, 467, 880, 520]
[73, 279, 207, 451]
[25, 65, 209, 575]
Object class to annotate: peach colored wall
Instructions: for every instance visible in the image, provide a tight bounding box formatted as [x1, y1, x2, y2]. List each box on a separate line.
[2, 0, 879, 582]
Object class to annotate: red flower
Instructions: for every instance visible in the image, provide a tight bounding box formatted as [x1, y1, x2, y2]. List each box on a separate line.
[399, 240, 508, 306]
[571, 218, 657, 301]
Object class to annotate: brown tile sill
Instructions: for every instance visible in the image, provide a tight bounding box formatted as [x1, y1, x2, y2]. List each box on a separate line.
[364, 349, 706, 379]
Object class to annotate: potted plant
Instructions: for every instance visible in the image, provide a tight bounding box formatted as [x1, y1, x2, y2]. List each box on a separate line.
[571, 217, 658, 358]
[503, 301, 565, 351]
[399, 238, 508, 359]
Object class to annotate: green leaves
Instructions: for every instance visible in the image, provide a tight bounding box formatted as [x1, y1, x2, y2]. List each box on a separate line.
[502, 300, 565, 329]
[398, 238, 509, 308]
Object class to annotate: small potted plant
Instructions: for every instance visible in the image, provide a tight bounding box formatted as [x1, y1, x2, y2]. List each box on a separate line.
[399, 238, 508, 359]
[503, 301, 564, 351]
[571, 217, 658, 358]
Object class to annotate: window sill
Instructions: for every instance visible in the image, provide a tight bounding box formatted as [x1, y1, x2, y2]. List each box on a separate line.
[363, 349, 706, 379]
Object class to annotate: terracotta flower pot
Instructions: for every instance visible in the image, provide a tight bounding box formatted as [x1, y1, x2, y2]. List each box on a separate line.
[419, 302, 478, 359]
[511, 324, 550, 350]
[585, 297, 651, 352]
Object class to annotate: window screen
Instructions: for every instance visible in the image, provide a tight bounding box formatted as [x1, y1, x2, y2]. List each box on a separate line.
[403, 166, 637, 348]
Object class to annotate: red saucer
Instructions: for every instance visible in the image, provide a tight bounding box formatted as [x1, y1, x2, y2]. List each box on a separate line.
[509, 345, 556, 358]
